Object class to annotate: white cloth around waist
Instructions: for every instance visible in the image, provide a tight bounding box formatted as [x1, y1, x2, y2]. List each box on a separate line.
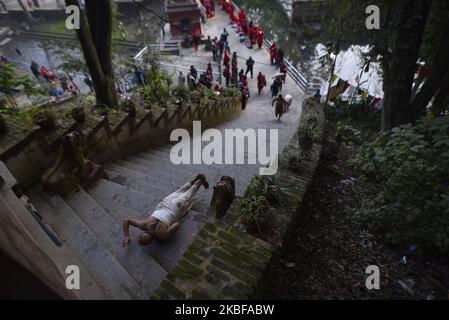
[150, 182, 198, 226]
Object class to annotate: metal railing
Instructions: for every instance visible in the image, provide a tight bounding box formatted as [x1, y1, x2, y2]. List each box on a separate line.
[134, 41, 181, 62]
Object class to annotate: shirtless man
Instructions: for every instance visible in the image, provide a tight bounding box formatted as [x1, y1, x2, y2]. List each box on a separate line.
[122, 174, 209, 246]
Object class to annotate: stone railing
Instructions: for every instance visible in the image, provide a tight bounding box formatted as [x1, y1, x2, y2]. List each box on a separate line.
[0, 95, 242, 190]
[152, 98, 326, 299]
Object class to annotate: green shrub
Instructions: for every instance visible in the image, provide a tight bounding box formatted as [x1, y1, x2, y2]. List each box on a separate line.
[351, 117, 449, 252]
[172, 85, 190, 101]
[238, 195, 269, 231]
[326, 102, 381, 132]
[282, 150, 302, 173]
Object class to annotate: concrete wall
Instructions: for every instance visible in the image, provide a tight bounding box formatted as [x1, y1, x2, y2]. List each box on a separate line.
[0, 96, 242, 190]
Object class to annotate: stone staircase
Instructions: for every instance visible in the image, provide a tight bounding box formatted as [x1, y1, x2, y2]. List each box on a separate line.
[26, 143, 258, 299]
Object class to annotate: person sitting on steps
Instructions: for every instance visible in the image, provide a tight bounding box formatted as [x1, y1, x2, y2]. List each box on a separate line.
[122, 174, 209, 246]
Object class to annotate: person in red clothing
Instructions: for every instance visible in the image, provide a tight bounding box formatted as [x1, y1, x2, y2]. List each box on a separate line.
[210, 0, 215, 17]
[269, 42, 278, 65]
[223, 65, 231, 86]
[48, 70, 56, 81]
[241, 86, 248, 110]
[223, 50, 230, 67]
[221, 0, 228, 11]
[69, 85, 78, 97]
[280, 62, 288, 83]
[256, 27, 265, 49]
[247, 25, 255, 45]
[214, 81, 221, 93]
[238, 10, 248, 34]
[257, 72, 267, 95]
[40, 66, 50, 82]
[192, 29, 201, 51]
[238, 10, 244, 25]
[228, 3, 234, 22]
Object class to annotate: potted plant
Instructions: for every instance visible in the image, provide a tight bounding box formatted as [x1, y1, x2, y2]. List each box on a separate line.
[285, 151, 302, 173]
[32, 109, 57, 132]
[240, 195, 271, 234]
[121, 97, 137, 118]
[92, 103, 108, 117]
[298, 126, 315, 150]
[71, 106, 86, 123]
[190, 90, 201, 105]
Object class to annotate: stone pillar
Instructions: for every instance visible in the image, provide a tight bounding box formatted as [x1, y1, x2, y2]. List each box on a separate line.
[166, 0, 202, 39]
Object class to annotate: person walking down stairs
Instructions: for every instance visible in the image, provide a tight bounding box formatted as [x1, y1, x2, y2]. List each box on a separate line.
[122, 175, 209, 246]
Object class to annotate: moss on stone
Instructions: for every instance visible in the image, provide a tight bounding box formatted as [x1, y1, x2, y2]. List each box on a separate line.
[204, 223, 218, 234]
[187, 243, 210, 259]
[216, 230, 241, 246]
[183, 250, 204, 266]
[160, 280, 185, 299]
[191, 289, 212, 300]
[221, 285, 248, 299]
[178, 259, 204, 278]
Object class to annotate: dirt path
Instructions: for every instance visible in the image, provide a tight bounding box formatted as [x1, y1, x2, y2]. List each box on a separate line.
[265, 120, 449, 300]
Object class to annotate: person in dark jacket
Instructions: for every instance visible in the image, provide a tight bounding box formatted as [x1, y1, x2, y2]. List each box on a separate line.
[245, 56, 255, 79]
[30, 60, 40, 80]
[223, 65, 231, 86]
[257, 72, 267, 95]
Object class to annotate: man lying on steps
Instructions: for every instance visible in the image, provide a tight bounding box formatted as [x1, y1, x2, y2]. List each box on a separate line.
[122, 174, 209, 246]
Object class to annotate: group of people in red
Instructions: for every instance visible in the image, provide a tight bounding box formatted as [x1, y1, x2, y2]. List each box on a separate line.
[220, 0, 265, 49]
[200, 0, 216, 18]
[199, 1, 286, 112]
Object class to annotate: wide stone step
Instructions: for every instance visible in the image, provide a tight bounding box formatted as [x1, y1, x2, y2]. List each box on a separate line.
[116, 159, 187, 186]
[132, 151, 240, 181]
[133, 152, 226, 181]
[89, 178, 165, 215]
[88, 179, 211, 271]
[105, 166, 214, 212]
[151, 145, 263, 170]
[65, 188, 167, 297]
[120, 157, 218, 207]
[27, 188, 144, 300]
[127, 155, 189, 177]
[105, 163, 179, 198]
[136, 151, 258, 197]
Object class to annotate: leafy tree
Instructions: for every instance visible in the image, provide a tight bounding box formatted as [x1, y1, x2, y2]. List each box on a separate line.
[0, 63, 45, 108]
[139, 60, 171, 105]
[321, 0, 449, 130]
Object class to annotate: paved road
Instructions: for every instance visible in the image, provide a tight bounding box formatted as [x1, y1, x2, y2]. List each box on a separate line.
[168, 8, 304, 183]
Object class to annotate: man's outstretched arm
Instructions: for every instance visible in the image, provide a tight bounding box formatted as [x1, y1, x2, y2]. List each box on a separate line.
[122, 218, 147, 246]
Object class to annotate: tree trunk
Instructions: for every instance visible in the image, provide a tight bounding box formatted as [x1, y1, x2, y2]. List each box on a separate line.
[65, 0, 118, 107]
[86, 0, 118, 107]
[432, 75, 449, 116]
[381, 0, 432, 131]
[410, 2, 449, 120]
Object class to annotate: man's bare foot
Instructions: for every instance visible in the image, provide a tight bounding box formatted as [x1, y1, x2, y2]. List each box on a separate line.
[193, 174, 209, 189]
